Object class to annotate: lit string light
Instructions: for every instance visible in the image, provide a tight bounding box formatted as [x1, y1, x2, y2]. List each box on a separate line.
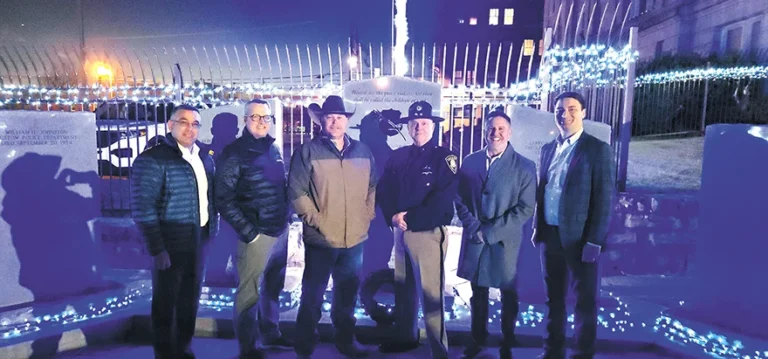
[441, 44, 639, 106]
[3, 286, 766, 359]
[654, 315, 768, 359]
[0, 45, 640, 110]
[0, 286, 300, 341]
[0, 83, 343, 109]
[0, 290, 639, 340]
[636, 65, 768, 86]
[0, 286, 148, 340]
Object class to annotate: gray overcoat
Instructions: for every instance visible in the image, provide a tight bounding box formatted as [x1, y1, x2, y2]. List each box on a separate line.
[455, 144, 536, 289]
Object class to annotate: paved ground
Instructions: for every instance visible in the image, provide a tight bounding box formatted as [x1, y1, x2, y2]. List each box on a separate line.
[56, 338, 690, 358]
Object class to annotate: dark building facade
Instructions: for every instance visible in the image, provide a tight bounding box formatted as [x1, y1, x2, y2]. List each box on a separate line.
[542, 0, 767, 61]
[433, 0, 544, 87]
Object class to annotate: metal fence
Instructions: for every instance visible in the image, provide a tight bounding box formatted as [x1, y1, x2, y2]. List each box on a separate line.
[0, 8, 640, 214]
[0, 42, 543, 92]
[633, 65, 768, 137]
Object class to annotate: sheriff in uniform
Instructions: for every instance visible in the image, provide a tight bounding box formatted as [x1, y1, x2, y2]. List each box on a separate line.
[377, 101, 458, 359]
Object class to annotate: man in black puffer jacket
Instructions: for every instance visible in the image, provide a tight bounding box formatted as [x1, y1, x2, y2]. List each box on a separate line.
[214, 99, 291, 359]
[131, 104, 219, 359]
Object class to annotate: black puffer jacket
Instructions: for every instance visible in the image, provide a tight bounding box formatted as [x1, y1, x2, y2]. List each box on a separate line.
[131, 135, 218, 256]
[214, 131, 289, 242]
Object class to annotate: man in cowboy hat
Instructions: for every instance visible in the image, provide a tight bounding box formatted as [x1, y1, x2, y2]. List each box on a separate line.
[377, 100, 458, 359]
[288, 95, 378, 358]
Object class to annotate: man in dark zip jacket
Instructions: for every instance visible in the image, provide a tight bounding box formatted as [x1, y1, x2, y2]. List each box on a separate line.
[131, 104, 219, 359]
[214, 99, 292, 359]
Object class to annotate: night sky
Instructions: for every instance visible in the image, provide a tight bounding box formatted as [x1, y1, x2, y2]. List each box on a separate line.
[0, 0, 438, 49]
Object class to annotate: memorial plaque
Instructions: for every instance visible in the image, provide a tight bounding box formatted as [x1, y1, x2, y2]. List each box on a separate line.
[690, 124, 768, 338]
[508, 104, 612, 167]
[0, 111, 103, 308]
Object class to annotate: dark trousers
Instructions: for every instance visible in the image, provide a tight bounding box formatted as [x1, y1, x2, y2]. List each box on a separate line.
[540, 224, 600, 358]
[470, 283, 519, 349]
[295, 242, 364, 355]
[151, 244, 208, 359]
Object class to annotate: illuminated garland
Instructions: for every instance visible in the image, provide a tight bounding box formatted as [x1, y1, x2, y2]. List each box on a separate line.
[0, 289, 639, 340]
[0, 285, 300, 341]
[654, 315, 768, 359]
[3, 285, 766, 359]
[0, 83, 342, 109]
[636, 65, 768, 86]
[543, 44, 640, 88]
[0, 45, 641, 109]
[440, 44, 639, 105]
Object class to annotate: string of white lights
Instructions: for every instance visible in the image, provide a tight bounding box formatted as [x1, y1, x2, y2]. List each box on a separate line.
[636, 65, 768, 85]
[0, 45, 642, 109]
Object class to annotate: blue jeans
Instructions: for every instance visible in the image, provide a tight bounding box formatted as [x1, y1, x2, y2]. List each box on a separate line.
[294, 242, 364, 355]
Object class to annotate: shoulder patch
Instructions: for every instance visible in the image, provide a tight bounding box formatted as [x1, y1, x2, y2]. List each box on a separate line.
[445, 154, 458, 174]
[208, 149, 215, 156]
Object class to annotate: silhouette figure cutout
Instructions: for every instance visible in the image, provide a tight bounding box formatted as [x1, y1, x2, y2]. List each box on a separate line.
[351, 110, 403, 279]
[200, 112, 240, 288]
[2, 152, 111, 358]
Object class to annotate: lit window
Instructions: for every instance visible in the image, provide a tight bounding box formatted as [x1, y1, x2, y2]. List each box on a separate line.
[469, 17, 478, 25]
[523, 39, 535, 56]
[504, 8, 514, 25]
[489, 8, 499, 26]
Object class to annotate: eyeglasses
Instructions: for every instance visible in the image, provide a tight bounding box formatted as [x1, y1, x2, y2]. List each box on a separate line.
[172, 120, 202, 129]
[246, 114, 274, 123]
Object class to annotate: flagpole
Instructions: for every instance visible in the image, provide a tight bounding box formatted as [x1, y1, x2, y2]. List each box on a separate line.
[391, 0, 395, 75]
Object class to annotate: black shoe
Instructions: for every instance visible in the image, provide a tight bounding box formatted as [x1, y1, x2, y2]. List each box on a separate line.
[461, 344, 485, 358]
[238, 350, 266, 359]
[378, 341, 419, 353]
[261, 336, 294, 350]
[336, 341, 372, 358]
[499, 347, 514, 359]
[537, 352, 565, 359]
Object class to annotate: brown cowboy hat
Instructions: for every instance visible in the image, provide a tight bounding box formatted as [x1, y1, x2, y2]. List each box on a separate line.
[307, 95, 355, 125]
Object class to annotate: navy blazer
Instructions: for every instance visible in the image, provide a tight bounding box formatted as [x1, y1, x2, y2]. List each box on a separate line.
[532, 131, 615, 248]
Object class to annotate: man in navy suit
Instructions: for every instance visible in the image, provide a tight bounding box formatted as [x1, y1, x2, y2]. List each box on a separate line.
[531, 92, 615, 359]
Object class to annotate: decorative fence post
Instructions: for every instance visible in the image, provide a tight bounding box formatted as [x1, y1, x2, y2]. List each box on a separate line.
[700, 61, 711, 134]
[617, 26, 638, 192]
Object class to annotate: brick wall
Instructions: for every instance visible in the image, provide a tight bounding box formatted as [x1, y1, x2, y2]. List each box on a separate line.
[602, 192, 698, 276]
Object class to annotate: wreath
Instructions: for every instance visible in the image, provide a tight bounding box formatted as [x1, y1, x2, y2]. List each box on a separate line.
[359, 268, 396, 327]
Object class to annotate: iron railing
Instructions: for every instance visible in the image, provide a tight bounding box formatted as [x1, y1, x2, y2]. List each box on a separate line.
[634, 64, 768, 137]
[0, 9, 641, 213]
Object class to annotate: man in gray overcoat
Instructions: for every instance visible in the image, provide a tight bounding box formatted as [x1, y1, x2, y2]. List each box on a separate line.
[455, 111, 537, 359]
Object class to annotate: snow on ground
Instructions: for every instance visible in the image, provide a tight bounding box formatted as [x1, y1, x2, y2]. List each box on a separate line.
[626, 136, 703, 192]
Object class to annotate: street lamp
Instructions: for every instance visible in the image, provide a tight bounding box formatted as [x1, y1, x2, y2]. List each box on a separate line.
[95, 64, 113, 90]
